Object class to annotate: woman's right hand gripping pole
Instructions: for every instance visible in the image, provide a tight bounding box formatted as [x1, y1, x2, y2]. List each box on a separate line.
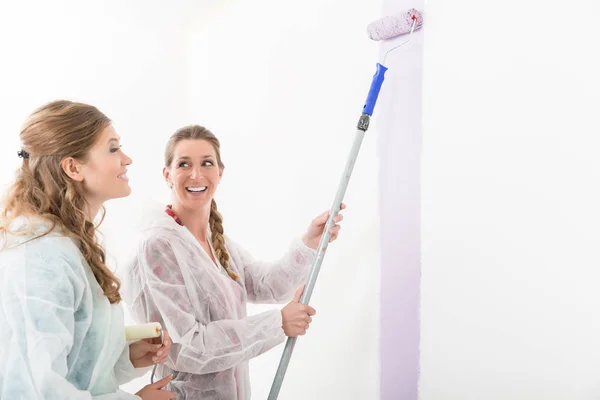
[281, 285, 316, 337]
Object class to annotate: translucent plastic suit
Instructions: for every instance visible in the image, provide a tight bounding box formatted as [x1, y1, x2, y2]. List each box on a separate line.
[121, 211, 315, 399]
[0, 217, 149, 399]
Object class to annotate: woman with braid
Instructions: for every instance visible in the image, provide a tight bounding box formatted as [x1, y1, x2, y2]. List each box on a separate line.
[121, 125, 346, 399]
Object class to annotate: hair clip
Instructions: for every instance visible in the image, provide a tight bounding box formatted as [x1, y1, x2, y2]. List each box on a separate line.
[17, 149, 30, 159]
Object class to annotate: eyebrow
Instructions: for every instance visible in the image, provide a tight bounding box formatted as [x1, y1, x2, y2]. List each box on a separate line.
[108, 137, 121, 144]
[177, 155, 215, 160]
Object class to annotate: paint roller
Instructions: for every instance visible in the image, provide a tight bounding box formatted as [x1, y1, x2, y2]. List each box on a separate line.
[267, 8, 423, 400]
[125, 322, 162, 341]
[367, 8, 423, 41]
[125, 322, 164, 384]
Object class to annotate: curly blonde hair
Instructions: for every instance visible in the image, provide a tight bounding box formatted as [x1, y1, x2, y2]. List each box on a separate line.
[0, 100, 122, 303]
[164, 125, 239, 281]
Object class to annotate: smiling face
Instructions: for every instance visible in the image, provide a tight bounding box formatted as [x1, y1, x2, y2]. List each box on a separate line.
[164, 138, 223, 210]
[60, 124, 132, 211]
[80, 126, 132, 203]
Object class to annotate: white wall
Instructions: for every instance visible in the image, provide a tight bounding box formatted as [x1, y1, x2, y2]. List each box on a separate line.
[1, 1, 382, 399]
[420, 0, 600, 398]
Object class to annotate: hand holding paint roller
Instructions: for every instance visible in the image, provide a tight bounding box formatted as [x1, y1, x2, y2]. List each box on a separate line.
[125, 322, 173, 386]
[126, 323, 171, 367]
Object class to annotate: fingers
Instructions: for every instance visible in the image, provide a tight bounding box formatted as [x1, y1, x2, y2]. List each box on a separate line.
[312, 213, 329, 228]
[293, 324, 308, 336]
[293, 285, 304, 302]
[313, 204, 346, 226]
[315, 211, 344, 226]
[298, 306, 316, 335]
[154, 352, 168, 364]
[295, 304, 316, 317]
[147, 335, 162, 345]
[135, 340, 162, 353]
[328, 224, 341, 239]
[155, 332, 172, 363]
[163, 391, 177, 400]
[158, 330, 172, 356]
[159, 329, 170, 348]
[282, 297, 317, 338]
[150, 374, 173, 389]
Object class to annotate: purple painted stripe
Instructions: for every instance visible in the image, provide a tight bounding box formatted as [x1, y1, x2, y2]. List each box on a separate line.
[378, 0, 423, 398]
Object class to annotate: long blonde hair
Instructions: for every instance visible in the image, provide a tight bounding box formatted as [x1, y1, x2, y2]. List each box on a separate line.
[164, 125, 239, 281]
[0, 100, 122, 303]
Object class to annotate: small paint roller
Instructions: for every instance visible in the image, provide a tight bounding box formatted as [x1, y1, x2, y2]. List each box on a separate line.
[125, 322, 164, 384]
[125, 322, 162, 341]
[267, 8, 423, 400]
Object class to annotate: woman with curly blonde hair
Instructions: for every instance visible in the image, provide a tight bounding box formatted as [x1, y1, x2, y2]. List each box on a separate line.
[0, 100, 174, 399]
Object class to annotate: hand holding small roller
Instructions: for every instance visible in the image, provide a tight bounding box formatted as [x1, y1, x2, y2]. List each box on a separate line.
[128, 330, 171, 368]
[125, 323, 172, 384]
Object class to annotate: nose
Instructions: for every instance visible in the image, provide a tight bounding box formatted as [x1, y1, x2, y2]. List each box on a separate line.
[122, 151, 132, 166]
[190, 165, 202, 180]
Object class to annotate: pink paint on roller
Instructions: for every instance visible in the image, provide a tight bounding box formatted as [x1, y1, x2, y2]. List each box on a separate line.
[367, 8, 423, 41]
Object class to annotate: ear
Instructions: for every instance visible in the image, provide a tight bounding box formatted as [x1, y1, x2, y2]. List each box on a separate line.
[163, 166, 171, 186]
[61, 157, 85, 182]
[218, 166, 224, 181]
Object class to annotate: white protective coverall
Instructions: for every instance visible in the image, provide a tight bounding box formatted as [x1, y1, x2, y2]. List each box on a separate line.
[0, 217, 149, 399]
[121, 209, 315, 399]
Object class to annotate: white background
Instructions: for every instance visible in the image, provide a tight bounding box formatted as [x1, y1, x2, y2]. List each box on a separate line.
[0, 1, 382, 399]
[420, 0, 600, 398]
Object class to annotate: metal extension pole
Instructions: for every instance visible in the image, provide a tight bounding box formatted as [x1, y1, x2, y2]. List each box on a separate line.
[267, 64, 388, 399]
[267, 124, 367, 400]
[267, 60, 388, 399]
